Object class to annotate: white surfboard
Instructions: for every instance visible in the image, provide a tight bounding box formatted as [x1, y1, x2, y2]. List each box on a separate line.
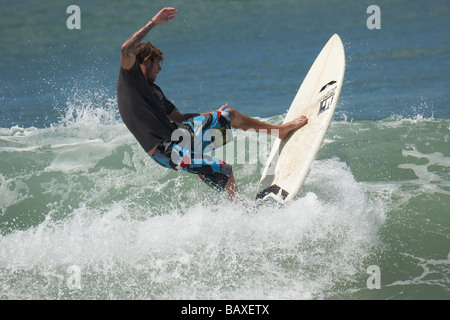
[256, 34, 345, 204]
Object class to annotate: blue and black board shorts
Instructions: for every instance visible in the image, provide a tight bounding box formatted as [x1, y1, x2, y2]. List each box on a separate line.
[151, 109, 233, 191]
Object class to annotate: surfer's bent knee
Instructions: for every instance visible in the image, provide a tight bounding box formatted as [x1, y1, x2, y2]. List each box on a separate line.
[225, 108, 239, 123]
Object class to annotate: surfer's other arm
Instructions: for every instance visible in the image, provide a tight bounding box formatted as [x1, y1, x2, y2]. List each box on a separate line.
[120, 7, 178, 71]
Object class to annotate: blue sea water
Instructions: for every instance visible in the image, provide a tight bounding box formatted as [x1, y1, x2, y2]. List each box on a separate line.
[0, 0, 449, 300]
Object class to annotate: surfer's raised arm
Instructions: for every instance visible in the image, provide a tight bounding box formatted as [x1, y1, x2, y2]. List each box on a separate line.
[120, 7, 178, 71]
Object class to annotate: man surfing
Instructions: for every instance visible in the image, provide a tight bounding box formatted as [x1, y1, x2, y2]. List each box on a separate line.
[117, 7, 308, 199]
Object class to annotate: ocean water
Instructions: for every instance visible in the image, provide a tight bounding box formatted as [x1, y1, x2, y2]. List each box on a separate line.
[0, 0, 449, 300]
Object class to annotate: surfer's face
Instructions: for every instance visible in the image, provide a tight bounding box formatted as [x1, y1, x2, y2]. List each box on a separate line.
[142, 58, 162, 83]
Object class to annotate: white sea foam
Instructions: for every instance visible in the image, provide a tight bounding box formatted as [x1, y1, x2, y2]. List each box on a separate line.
[0, 154, 384, 299]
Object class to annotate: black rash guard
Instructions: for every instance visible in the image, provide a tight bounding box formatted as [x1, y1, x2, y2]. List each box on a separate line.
[117, 60, 177, 153]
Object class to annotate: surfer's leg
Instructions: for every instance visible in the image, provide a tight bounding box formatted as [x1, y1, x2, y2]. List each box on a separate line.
[154, 111, 235, 197]
[223, 170, 238, 200]
[226, 108, 308, 140]
[151, 139, 234, 194]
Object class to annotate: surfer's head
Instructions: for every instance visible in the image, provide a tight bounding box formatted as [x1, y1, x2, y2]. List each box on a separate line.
[136, 42, 164, 64]
[137, 42, 164, 83]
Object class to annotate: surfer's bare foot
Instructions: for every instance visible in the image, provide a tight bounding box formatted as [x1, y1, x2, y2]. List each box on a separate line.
[278, 115, 308, 139]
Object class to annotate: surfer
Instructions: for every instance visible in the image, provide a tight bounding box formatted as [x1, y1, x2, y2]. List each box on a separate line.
[117, 7, 308, 199]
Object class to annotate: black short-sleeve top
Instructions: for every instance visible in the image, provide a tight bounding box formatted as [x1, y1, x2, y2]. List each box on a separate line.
[117, 60, 177, 153]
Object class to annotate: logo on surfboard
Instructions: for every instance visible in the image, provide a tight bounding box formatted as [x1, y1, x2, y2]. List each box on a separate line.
[318, 80, 337, 115]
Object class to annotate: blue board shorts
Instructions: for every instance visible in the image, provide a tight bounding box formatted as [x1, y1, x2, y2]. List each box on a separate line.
[151, 109, 233, 191]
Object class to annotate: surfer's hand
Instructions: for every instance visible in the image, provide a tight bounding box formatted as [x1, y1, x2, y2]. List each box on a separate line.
[151, 7, 178, 25]
[218, 104, 228, 112]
